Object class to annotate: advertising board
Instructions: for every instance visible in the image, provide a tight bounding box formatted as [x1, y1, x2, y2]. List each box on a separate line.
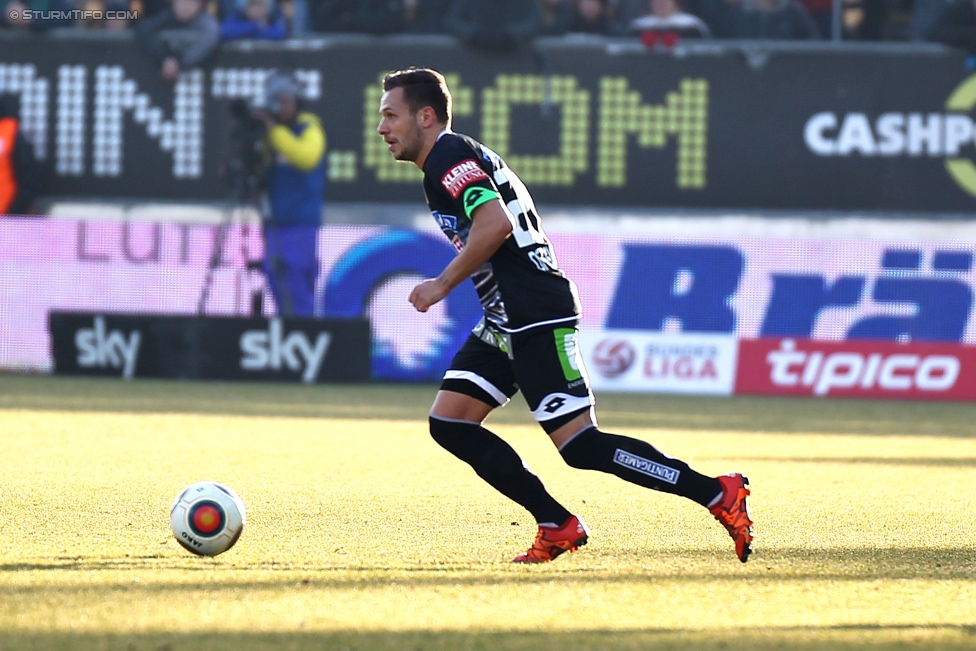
[3, 217, 974, 399]
[2, 37, 975, 211]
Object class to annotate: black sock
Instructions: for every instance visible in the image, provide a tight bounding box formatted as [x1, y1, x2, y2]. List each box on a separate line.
[559, 426, 721, 507]
[429, 416, 572, 525]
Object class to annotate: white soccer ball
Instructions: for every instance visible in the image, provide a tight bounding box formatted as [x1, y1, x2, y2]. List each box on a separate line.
[170, 481, 246, 557]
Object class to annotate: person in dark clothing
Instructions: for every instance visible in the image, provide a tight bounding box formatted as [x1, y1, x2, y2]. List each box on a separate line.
[401, 0, 450, 33]
[927, 0, 976, 54]
[539, 0, 577, 35]
[135, 0, 220, 83]
[314, 0, 398, 33]
[719, 0, 819, 39]
[567, 0, 619, 34]
[443, 0, 544, 51]
[912, 0, 954, 42]
[1, 0, 76, 31]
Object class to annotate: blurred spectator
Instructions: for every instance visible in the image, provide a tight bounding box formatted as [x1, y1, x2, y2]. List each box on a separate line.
[220, 0, 288, 40]
[135, 0, 172, 17]
[719, 0, 820, 39]
[401, 0, 449, 33]
[627, 0, 712, 42]
[794, 0, 830, 37]
[278, 0, 312, 34]
[313, 0, 408, 34]
[77, 0, 136, 30]
[852, 0, 889, 39]
[104, 0, 135, 30]
[539, 0, 577, 34]
[927, 0, 976, 53]
[135, 0, 220, 83]
[608, 0, 652, 25]
[0, 94, 42, 216]
[568, 0, 618, 33]
[217, 0, 235, 20]
[444, 0, 543, 51]
[1, 0, 77, 30]
[911, 0, 954, 40]
[693, 0, 732, 34]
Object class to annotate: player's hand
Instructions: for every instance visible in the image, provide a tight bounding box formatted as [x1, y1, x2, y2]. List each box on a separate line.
[409, 278, 449, 312]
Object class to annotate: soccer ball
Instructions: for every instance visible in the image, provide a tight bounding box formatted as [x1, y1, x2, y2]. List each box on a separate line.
[170, 481, 246, 556]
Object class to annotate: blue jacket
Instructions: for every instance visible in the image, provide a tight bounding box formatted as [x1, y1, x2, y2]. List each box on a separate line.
[220, 9, 288, 41]
[265, 112, 327, 226]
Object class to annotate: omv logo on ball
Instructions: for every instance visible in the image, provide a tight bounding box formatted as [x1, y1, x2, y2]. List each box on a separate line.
[592, 338, 637, 378]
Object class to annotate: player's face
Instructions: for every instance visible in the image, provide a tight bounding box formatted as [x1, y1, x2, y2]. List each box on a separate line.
[377, 87, 424, 162]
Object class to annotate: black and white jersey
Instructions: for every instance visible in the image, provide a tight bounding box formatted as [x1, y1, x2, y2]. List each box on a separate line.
[422, 131, 581, 333]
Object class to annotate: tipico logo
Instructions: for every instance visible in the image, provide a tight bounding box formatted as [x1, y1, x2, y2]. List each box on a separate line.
[802, 73, 976, 198]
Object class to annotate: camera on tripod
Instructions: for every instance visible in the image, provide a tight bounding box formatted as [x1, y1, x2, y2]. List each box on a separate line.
[221, 98, 267, 204]
[199, 98, 269, 317]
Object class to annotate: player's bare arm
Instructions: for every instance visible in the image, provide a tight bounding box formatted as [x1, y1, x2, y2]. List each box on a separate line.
[409, 199, 514, 312]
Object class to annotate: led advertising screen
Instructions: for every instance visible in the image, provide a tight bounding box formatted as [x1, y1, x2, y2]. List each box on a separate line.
[2, 217, 975, 396]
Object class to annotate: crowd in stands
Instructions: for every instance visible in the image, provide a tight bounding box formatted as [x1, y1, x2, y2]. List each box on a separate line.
[0, 0, 974, 53]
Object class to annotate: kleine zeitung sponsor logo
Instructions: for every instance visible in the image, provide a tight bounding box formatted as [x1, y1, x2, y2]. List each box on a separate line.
[440, 159, 489, 199]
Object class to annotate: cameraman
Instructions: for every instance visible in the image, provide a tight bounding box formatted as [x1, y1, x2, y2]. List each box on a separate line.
[250, 72, 327, 317]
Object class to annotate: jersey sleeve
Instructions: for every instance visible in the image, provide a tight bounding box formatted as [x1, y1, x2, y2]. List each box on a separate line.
[425, 138, 502, 220]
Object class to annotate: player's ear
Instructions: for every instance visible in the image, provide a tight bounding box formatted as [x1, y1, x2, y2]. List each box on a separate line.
[418, 106, 436, 128]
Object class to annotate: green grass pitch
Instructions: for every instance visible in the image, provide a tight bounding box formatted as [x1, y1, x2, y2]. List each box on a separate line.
[1, 374, 974, 650]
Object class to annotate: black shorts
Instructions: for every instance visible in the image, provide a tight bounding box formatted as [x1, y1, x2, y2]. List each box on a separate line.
[440, 319, 595, 434]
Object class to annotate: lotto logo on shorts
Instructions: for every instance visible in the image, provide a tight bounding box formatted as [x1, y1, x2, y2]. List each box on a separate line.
[613, 450, 680, 484]
[441, 159, 489, 199]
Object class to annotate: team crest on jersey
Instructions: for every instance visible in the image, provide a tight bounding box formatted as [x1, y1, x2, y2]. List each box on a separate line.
[431, 211, 457, 231]
[451, 235, 465, 252]
[441, 159, 489, 199]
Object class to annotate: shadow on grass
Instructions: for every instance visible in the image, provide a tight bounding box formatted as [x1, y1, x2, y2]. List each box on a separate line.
[3, 374, 976, 437]
[1, 547, 973, 585]
[0, 626, 974, 651]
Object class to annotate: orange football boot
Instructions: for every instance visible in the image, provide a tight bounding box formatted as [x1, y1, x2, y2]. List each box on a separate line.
[709, 473, 754, 563]
[513, 515, 589, 563]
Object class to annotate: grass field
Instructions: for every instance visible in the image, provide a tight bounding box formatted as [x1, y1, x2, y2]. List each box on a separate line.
[1, 374, 974, 650]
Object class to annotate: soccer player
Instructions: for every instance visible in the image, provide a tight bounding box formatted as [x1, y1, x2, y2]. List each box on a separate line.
[376, 67, 754, 563]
